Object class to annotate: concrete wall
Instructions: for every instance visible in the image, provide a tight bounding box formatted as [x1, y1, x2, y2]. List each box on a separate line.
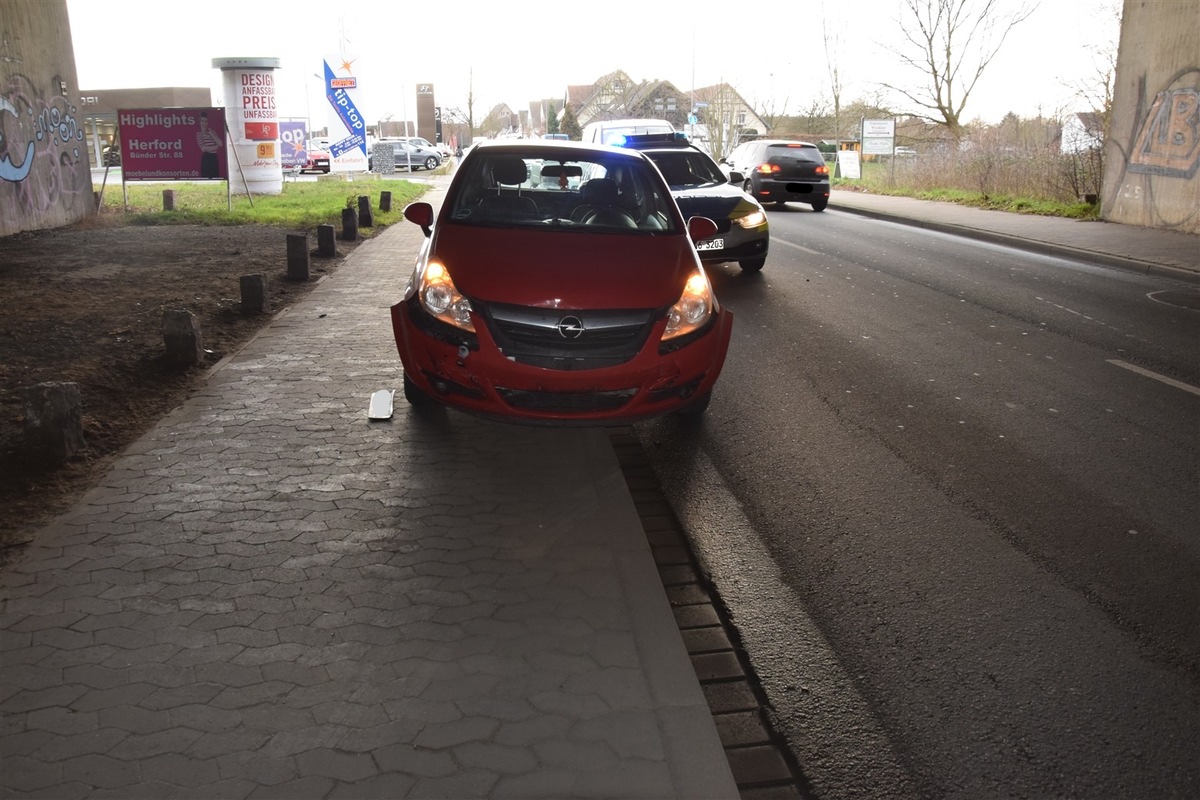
[1102, 0, 1200, 233]
[0, 0, 94, 238]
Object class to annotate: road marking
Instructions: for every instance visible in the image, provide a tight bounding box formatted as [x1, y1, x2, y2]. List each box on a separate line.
[773, 238, 825, 257]
[1106, 359, 1200, 396]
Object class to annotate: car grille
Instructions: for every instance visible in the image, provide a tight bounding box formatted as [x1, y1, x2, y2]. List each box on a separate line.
[478, 302, 659, 371]
[496, 387, 638, 413]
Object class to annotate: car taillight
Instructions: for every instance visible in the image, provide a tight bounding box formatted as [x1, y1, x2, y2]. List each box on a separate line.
[815, 164, 829, 175]
[755, 163, 780, 175]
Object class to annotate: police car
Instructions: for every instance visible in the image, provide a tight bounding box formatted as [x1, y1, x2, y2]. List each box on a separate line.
[616, 132, 769, 272]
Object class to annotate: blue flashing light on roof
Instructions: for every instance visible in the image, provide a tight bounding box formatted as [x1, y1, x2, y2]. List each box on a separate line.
[613, 132, 691, 149]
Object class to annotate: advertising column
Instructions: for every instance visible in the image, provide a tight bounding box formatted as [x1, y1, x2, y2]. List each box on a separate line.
[212, 56, 282, 195]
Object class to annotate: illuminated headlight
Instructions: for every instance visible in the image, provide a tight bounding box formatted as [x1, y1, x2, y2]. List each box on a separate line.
[734, 208, 767, 229]
[663, 268, 714, 341]
[410, 261, 474, 331]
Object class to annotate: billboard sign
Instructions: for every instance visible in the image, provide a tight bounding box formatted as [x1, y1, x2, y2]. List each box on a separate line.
[117, 107, 228, 181]
[861, 118, 896, 156]
[280, 120, 308, 169]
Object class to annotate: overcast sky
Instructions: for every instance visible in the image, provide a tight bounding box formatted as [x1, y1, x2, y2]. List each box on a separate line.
[67, 0, 1122, 126]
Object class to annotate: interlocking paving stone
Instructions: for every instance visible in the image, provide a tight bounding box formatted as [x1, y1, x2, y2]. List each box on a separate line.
[0, 210, 738, 799]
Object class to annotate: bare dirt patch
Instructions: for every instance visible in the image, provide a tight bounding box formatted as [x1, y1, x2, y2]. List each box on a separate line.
[0, 217, 363, 561]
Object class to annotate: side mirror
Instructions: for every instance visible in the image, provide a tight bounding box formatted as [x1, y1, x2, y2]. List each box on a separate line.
[687, 216, 719, 242]
[404, 202, 434, 237]
[728, 170, 744, 184]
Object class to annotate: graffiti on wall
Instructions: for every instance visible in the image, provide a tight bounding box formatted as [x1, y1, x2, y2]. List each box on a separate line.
[0, 70, 89, 220]
[1129, 79, 1200, 179]
[1109, 67, 1200, 232]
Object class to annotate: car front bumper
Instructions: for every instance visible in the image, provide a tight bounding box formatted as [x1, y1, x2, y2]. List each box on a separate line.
[391, 300, 733, 424]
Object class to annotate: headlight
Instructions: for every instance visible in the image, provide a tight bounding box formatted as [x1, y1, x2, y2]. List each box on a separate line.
[663, 268, 714, 341]
[734, 208, 767, 229]
[411, 261, 474, 332]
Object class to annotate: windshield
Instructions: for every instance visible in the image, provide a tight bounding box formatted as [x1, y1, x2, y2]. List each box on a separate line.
[446, 150, 680, 233]
[645, 150, 727, 187]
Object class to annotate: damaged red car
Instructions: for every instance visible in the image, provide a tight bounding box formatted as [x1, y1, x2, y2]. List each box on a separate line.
[391, 140, 733, 424]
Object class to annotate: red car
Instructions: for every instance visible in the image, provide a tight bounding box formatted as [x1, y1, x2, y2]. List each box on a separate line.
[299, 148, 331, 174]
[391, 140, 733, 424]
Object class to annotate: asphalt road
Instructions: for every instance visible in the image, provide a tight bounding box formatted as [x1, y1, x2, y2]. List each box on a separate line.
[635, 206, 1200, 799]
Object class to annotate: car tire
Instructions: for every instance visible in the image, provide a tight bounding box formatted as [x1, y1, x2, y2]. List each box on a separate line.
[403, 372, 439, 410]
[811, 198, 828, 212]
[425, 157, 438, 170]
[675, 391, 711, 418]
[739, 257, 766, 272]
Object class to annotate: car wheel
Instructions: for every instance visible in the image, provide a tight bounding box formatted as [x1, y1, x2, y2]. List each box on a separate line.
[811, 198, 828, 212]
[739, 257, 766, 272]
[403, 372, 439, 410]
[425, 157, 438, 170]
[742, 179, 754, 196]
[675, 391, 711, 418]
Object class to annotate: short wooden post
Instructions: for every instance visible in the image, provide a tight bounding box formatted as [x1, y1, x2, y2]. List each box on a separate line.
[341, 207, 358, 241]
[23, 381, 85, 465]
[162, 308, 203, 365]
[316, 223, 337, 256]
[286, 233, 310, 280]
[162, 189, 176, 211]
[240, 273, 270, 313]
[380, 190, 392, 212]
[358, 195, 374, 227]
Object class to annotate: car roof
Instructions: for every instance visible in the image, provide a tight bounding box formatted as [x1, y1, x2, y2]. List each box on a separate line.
[467, 139, 654, 160]
[748, 139, 820, 147]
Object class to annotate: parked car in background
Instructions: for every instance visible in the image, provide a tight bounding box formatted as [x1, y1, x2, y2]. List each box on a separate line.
[723, 139, 831, 211]
[370, 139, 441, 171]
[101, 145, 121, 167]
[400, 135, 452, 160]
[617, 132, 770, 272]
[581, 118, 674, 146]
[893, 146, 918, 157]
[299, 146, 331, 174]
[391, 139, 733, 424]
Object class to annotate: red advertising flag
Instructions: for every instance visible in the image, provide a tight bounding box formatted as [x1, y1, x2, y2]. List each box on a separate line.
[244, 121, 279, 141]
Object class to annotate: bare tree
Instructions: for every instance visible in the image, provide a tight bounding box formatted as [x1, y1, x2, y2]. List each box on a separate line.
[882, 0, 1037, 141]
[696, 83, 744, 160]
[822, 2, 847, 145]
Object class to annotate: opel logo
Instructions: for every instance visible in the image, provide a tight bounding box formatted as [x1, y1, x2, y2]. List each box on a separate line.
[557, 316, 585, 339]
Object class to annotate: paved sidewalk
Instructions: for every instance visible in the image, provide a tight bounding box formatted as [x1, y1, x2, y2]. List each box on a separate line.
[0, 198, 739, 798]
[830, 188, 1200, 280]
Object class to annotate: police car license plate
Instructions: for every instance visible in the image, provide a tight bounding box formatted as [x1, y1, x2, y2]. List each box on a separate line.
[696, 238, 724, 251]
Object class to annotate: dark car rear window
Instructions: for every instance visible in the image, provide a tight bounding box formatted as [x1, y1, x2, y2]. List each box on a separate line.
[765, 144, 824, 164]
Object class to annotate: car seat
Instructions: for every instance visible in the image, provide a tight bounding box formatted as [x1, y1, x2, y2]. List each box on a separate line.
[476, 156, 539, 221]
[571, 178, 636, 227]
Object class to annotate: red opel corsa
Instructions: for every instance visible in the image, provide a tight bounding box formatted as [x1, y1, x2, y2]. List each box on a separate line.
[391, 140, 733, 424]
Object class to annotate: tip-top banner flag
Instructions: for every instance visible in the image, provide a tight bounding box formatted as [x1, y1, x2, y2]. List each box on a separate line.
[322, 55, 367, 161]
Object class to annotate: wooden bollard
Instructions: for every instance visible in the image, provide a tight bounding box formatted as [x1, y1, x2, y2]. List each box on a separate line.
[162, 308, 203, 365]
[240, 273, 270, 314]
[358, 195, 374, 228]
[380, 190, 392, 212]
[23, 381, 85, 465]
[316, 223, 337, 256]
[162, 189, 176, 211]
[341, 207, 358, 241]
[286, 233, 310, 280]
